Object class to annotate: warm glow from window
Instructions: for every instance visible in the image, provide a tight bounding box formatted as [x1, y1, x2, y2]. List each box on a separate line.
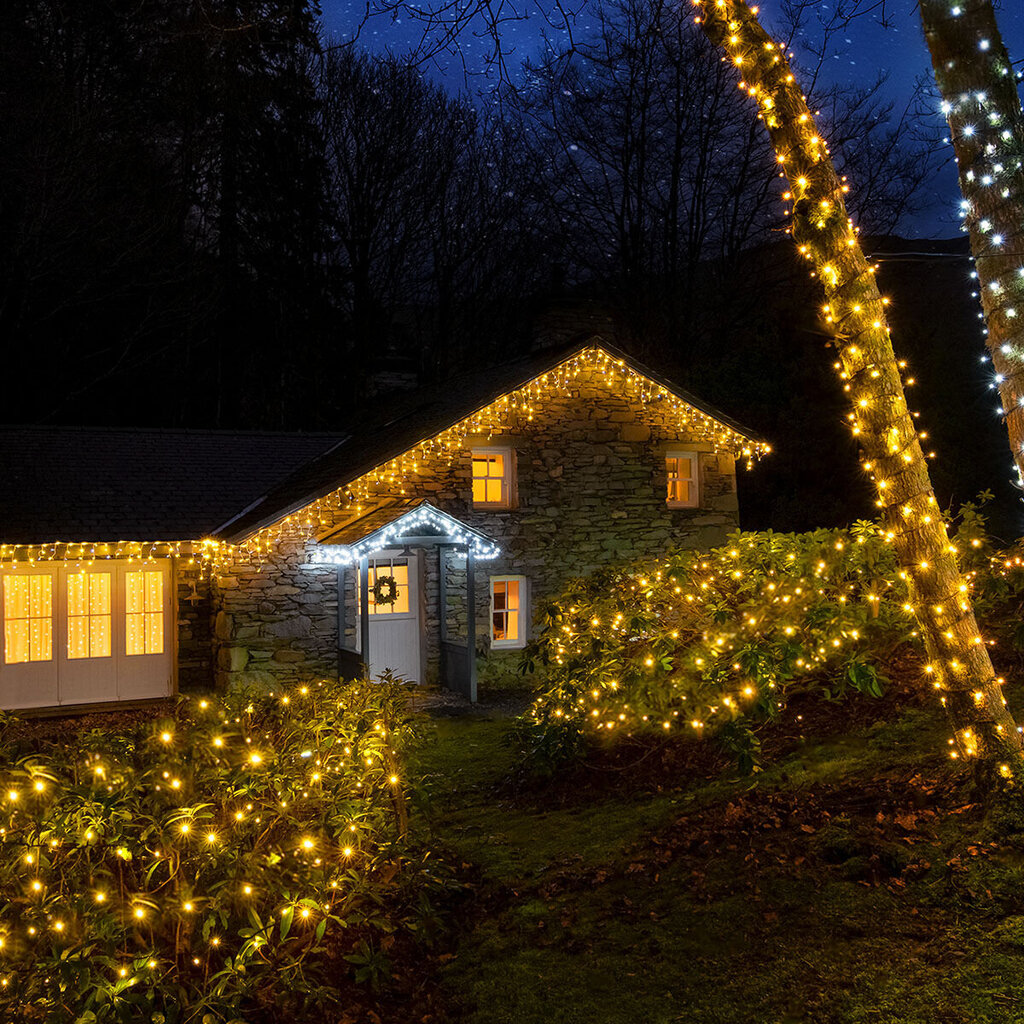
[666, 454, 698, 508]
[492, 579, 519, 641]
[491, 576, 526, 647]
[67, 573, 111, 660]
[126, 571, 164, 655]
[472, 450, 511, 506]
[4, 574, 53, 664]
[366, 563, 410, 616]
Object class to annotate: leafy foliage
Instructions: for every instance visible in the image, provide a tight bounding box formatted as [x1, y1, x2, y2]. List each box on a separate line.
[0, 677, 452, 1022]
[521, 522, 920, 769]
[522, 497, 1024, 773]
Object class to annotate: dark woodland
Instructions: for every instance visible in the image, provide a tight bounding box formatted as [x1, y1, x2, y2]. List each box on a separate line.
[1, 0, 1017, 536]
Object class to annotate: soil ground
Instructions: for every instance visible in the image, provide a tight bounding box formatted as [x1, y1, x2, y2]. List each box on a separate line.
[411, 677, 1024, 1024]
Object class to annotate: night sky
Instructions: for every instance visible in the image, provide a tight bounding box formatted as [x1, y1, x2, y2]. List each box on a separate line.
[319, 0, 1024, 236]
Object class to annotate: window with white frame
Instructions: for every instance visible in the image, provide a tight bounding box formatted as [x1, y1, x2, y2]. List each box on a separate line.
[3, 573, 53, 664]
[125, 570, 165, 655]
[472, 447, 515, 508]
[67, 571, 112, 660]
[665, 452, 700, 508]
[490, 576, 527, 648]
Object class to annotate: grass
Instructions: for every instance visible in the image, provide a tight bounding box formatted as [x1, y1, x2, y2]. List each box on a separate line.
[412, 690, 1024, 1024]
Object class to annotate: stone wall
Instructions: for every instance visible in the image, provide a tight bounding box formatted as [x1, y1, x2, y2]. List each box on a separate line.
[175, 560, 213, 692]
[207, 362, 743, 691]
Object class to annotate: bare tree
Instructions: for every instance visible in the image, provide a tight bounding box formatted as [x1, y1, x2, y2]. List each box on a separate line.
[514, 0, 938, 355]
[316, 46, 541, 387]
[317, 47, 438, 385]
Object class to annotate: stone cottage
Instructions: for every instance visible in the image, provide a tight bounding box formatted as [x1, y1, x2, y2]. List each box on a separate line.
[0, 340, 769, 709]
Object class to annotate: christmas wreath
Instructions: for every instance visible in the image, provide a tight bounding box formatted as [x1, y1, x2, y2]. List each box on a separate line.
[372, 573, 400, 607]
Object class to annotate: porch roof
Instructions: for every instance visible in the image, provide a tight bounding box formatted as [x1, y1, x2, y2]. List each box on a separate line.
[311, 500, 501, 565]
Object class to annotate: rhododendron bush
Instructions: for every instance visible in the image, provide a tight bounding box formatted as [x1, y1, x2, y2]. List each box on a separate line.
[522, 511, 1010, 769]
[0, 677, 451, 1023]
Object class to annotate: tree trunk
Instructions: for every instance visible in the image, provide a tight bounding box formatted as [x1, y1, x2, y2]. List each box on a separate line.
[694, 0, 1024, 778]
[919, 0, 1024, 490]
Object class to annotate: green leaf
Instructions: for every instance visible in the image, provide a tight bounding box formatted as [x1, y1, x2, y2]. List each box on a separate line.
[279, 906, 294, 941]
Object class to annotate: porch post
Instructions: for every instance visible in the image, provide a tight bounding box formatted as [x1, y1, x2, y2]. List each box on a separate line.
[358, 555, 370, 677]
[465, 546, 477, 703]
[336, 565, 345, 678]
[438, 545, 448, 643]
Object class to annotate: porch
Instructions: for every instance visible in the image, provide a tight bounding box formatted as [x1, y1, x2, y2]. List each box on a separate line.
[313, 501, 501, 702]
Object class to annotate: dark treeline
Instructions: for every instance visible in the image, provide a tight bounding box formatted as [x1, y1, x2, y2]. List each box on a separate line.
[2, 0, 1013, 532]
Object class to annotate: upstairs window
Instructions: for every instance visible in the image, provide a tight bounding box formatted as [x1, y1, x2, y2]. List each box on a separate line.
[491, 576, 527, 648]
[666, 452, 699, 508]
[472, 447, 515, 508]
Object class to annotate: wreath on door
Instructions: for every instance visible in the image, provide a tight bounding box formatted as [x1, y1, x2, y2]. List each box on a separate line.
[372, 573, 399, 608]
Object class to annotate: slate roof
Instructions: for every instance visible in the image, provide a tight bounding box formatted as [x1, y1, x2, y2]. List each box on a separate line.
[0, 428, 345, 544]
[218, 339, 765, 543]
[0, 340, 763, 547]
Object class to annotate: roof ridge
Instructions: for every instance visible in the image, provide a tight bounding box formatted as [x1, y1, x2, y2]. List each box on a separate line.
[217, 340, 766, 544]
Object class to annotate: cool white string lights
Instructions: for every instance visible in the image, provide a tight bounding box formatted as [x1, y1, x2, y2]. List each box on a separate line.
[311, 502, 501, 565]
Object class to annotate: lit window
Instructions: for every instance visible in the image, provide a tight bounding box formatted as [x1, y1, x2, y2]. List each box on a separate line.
[666, 452, 699, 508]
[3, 574, 53, 664]
[126, 571, 164, 655]
[472, 448, 514, 507]
[366, 562, 410, 616]
[491, 576, 527, 648]
[67, 573, 111, 660]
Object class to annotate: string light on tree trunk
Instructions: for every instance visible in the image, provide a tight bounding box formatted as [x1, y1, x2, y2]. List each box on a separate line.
[692, 0, 1024, 777]
[919, 0, 1024, 494]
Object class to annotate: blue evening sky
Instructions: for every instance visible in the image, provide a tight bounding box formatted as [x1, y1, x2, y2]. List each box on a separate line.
[318, 0, 1024, 236]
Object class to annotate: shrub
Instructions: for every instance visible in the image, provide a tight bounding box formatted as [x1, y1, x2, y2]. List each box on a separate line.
[521, 521, 919, 770]
[0, 676, 451, 1023]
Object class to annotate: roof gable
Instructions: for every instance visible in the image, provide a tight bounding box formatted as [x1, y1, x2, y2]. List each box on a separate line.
[311, 500, 501, 564]
[220, 341, 769, 545]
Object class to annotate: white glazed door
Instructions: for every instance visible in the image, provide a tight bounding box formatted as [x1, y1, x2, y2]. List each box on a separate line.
[0, 560, 173, 709]
[58, 565, 117, 705]
[116, 563, 173, 700]
[363, 553, 422, 683]
[0, 567, 59, 710]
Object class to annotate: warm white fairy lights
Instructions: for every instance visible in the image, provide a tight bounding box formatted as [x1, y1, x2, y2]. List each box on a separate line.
[0, 539, 227, 575]
[530, 524, 915, 738]
[0, 679, 411, 1006]
[232, 346, 771, 567]
[0, 347, 768, 580]
[693, 0, 1024, 774]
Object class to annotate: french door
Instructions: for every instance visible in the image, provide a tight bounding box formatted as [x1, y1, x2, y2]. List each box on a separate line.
[0, 560, 173, 709]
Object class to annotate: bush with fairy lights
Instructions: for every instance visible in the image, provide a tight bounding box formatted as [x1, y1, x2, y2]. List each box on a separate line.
[0, 677, 453, 1022]
[522, 520, 927, 770]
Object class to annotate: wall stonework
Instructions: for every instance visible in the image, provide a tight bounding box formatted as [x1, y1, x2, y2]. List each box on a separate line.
[175, 561, 213, 692]
[202, 364, 745, 693]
